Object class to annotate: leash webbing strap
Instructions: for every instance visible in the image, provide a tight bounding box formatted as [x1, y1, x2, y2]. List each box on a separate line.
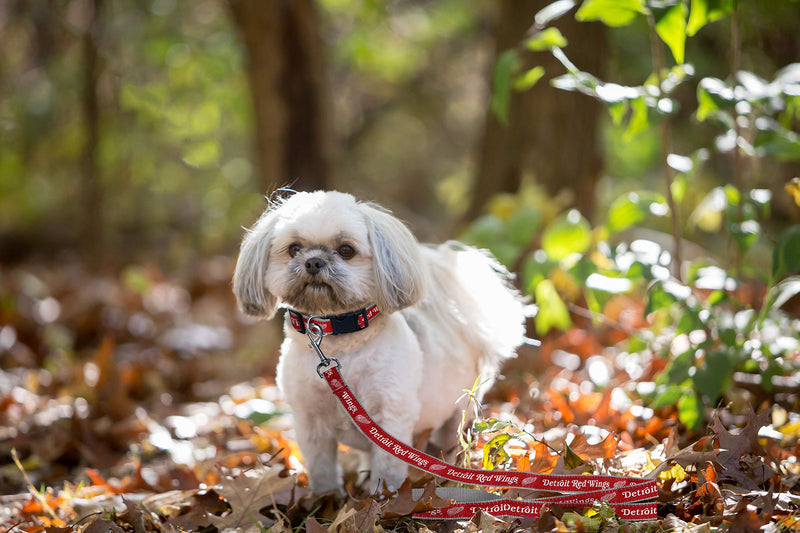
[320, 365, 658, 521]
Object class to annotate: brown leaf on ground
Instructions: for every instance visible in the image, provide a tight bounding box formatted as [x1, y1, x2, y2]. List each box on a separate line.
[208, 464, 296, 532]
[713, 408, 779, 489]
[351, 498, 383, 531]
[381, 479, 418, 518]
[305, 517, 329, 533]
[727, 502, 765, 533]
[568, 432, 618, 459]
[83, 517, 126, 533]
[381, 478, 451, 519]
[648, 436, 717, 479]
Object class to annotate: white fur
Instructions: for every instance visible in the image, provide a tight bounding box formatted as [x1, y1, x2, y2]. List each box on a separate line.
[233, 191, 526, 494]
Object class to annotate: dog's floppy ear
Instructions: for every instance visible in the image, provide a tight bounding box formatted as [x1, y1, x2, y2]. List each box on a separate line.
[360, 203, 425, 312]
[233, 208, 279, 319]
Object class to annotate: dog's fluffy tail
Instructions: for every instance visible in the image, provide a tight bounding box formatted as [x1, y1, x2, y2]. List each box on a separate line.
[417, 241, 528, 372]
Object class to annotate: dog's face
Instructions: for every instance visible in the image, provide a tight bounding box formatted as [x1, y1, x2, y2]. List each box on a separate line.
[264, 193, 375, 314]
[233, 191, 425, 318]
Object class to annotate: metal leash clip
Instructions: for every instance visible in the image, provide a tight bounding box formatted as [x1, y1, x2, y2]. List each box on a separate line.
[306, 316, 340, 378]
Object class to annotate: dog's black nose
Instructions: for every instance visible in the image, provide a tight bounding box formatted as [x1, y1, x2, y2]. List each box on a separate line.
[305, 257, 326, 274]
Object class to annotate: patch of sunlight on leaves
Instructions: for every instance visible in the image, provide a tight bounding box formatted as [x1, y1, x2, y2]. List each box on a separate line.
[524, 28, 567, 52]
[534, 279, 572, 334]
[482, 434, 512, 470]
[513, 66, 546, 91]
[575, 0, 646, 27]
[654, 2, 688, 65]
[541, 209, 591, 261]
[687, 0, 736, 37]
[182, 139, 221, 169]
[658, 462, 688, 483]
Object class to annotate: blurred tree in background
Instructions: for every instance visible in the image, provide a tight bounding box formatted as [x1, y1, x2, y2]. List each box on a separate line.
[229, 0, 333, 193]
[1, 0, 255, 267]
[0, 0, 798, 270]
[467, 0, 606, 221]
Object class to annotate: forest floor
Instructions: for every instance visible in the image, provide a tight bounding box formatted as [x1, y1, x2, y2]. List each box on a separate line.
[1, 258, 798, 532]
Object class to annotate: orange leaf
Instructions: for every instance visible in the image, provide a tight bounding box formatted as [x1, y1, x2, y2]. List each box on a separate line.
[546, 388, 574, 424]
[528, 440, 558, 474]
[700, 461, 717, 483]
[21, 496, 43, 513]
[568, 432, 618, 460]
[517, 453, 531, 472]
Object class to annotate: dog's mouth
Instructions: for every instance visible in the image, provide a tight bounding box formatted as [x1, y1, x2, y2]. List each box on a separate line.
[305, 281, 332, 292]
[283, 270, 357, 314]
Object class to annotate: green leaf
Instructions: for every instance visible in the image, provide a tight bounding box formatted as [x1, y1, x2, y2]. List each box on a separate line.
[607, 99, 629, 126]
[524, 28, 568, 51]
[661, 349, 694, 386]
[677, 392, 703, 430]
[623, 96, 649, 142]
[767, 276, 800, 311]
[522, 252, 556, 292]
[655, 3, 688, 65]
[513, 66, 546, 91]
[563, 442, 587, 470]
[463, 214, 506, 246]
[534, 279, 572, 334]
[650, 384, 683, 408]
[461, 215, 520, 268]
[473, 418, 513, 433]
[754, 123, 800, 161]
[489, 243, 522, 269]
[729, 220, 760, 253]
[692, 350, 737, 404]
[506, 204, 542, 246]
[696, 86, 717, 122]
[687, 0, 735, 37]
[645, 280, 691, 315]
[490, 50, 521, 126]
[676, 308, 703, 334]
[182, 139, 221, 168]
[607, 191, 668, 233]
[696, 77, 736, 123]
[541, 209, 592, 261]
[483, 434, 512, 470]
[772, 225, 800, 280]
[575, 0, 647, 26]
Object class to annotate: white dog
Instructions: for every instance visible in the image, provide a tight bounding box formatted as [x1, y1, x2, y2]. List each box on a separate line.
[233, 191, 526, 494]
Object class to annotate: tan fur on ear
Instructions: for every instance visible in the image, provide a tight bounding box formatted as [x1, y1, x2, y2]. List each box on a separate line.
[360, 203, 426, 312]
[233, 208, 279, 318]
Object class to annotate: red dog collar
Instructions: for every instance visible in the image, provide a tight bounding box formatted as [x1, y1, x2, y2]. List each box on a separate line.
[287, 304, 380, 336]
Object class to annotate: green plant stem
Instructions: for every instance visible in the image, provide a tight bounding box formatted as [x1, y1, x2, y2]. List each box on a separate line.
[11, 448, 59, 521]
[647, 14, 682, 281]
[457, 376, 483, 469]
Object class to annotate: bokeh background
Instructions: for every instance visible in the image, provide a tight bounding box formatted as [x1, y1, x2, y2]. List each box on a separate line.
[2, 0, 798, 269]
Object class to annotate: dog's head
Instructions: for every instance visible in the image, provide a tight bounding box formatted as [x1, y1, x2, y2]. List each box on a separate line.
[233, 191, 425, 318]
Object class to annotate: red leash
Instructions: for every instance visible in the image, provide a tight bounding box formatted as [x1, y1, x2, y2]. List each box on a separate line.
[306, 324, 658, 521]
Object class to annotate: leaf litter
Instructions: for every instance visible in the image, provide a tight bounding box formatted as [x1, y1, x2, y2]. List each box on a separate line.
[1, 260, 799, 531]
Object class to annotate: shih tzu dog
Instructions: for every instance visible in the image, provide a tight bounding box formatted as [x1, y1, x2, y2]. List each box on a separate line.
[233, 190, 527, 494]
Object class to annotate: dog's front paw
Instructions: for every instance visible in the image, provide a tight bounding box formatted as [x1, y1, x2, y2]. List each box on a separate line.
[370, 453, 409, 493]
[308, 461, 344, 495]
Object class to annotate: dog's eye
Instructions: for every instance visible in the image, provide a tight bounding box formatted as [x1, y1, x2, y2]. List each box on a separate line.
[337, 244, 356, 260]
[288, 243, 302, 258]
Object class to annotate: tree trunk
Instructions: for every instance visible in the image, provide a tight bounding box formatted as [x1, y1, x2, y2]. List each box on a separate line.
[81, 0, 103, 265]
[229, 0, 333, 194]
[467, 0, 606, 221]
